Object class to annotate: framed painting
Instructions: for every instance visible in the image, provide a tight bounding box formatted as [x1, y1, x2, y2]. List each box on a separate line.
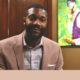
[58, 0, 80, 46]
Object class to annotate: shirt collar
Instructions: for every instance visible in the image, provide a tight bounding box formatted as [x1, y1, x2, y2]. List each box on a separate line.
[22, 33, 43, 49]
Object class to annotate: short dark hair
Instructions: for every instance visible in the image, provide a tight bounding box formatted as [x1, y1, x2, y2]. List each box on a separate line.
[24, 4, 47, 17]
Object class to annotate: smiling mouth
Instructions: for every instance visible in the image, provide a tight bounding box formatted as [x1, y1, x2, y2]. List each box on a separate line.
[33, 28, 40, 33]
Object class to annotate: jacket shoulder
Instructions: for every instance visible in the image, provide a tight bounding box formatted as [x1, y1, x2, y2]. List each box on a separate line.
[0, 35, 20, 48]
[42, 36, 60, 48]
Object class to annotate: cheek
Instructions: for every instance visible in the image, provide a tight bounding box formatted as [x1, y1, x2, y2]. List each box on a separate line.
[26, 19, 32, 24]
[41, 23, 47, 28]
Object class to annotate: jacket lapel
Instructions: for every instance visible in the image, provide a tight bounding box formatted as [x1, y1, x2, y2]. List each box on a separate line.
[41, 37, 49, 70]
[13, 33, 24, 69]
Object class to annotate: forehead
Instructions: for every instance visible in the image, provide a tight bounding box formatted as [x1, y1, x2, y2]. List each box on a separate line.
[27, 8, 47, 17]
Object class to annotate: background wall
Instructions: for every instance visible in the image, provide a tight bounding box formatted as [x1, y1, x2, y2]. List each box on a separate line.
[0, 0, 52, 40]
[52, 0, 80, 70]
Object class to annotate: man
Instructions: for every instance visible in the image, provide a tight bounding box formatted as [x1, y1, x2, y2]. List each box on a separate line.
[0, 4, 63, 70]
[65, 0, 80, 45]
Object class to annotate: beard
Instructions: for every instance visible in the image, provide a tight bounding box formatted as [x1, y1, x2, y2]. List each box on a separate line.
[25, 24, 47, 41]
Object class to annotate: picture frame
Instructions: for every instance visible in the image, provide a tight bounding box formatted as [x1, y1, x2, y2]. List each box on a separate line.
[58, 0, 80, 46]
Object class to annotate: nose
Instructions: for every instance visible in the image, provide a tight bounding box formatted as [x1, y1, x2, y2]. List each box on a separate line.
[33, 19, 41, 26]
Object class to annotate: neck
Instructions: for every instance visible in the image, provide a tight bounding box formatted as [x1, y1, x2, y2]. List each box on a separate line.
[26, 37, 41, 48]
[24, 31, 41, 47]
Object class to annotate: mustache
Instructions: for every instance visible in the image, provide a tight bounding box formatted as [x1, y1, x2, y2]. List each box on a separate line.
[30, 25, 41, 30]
[25, 24, 47, 33]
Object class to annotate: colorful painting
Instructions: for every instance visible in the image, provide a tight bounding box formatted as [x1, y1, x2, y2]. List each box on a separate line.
[58, 0, 80, 46]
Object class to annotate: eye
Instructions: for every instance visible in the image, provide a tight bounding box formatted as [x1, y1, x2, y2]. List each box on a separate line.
[40, 17, 47, 22]
[28, 15, 36, 21]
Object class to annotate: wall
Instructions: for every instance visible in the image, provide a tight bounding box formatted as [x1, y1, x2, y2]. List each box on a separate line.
[52, 0, 80, 70]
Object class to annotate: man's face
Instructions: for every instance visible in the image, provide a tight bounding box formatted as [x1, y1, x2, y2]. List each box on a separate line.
[25, 8, 48, 40]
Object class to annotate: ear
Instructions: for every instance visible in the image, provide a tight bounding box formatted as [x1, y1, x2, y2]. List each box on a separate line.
[23, 17, 26, 26]
[24, 17, 26, 22]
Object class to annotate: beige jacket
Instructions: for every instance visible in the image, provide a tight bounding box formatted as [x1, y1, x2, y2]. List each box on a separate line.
[0, 32, 63, 70]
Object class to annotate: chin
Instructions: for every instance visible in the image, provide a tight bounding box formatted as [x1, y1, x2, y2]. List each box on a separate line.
[30, 34, 42, 40]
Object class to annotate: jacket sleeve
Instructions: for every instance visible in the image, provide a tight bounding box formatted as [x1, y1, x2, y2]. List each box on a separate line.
[0, 47, 6, 70]
[55, 46, 64, 70]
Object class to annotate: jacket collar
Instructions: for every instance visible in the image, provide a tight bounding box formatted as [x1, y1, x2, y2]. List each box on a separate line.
[41, 37, 49, 70]
[13, 32, 24, 69]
